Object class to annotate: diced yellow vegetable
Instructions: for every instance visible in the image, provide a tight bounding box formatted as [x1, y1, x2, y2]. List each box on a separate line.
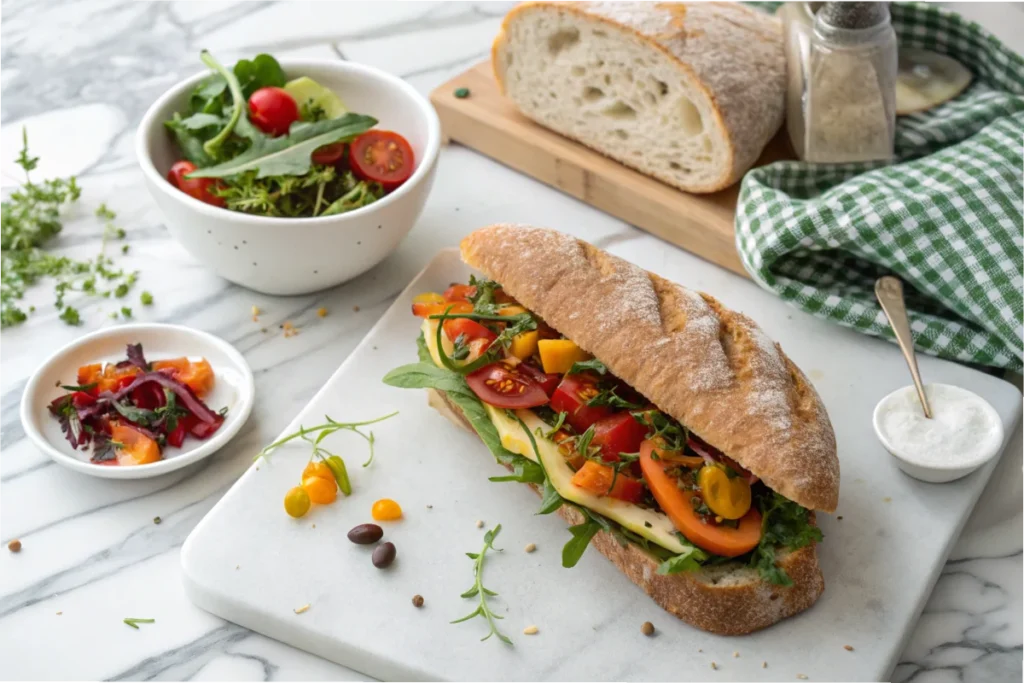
[538, 339, 591, 374]
[497, 305, 528, 317]
[509, 330, 539, 360]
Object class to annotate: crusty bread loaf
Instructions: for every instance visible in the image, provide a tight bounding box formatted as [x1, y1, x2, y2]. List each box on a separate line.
[427, 388, 825, 635]
[492, 2, 786, 193]
[461, 224, 840, 512]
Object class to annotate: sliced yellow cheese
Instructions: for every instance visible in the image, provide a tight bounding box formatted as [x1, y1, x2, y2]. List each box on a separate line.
[422, 320, 683, 553]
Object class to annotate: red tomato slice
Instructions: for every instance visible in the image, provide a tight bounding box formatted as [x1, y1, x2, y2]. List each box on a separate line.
[442, 318, 497, 346]
[349, 130, 415, 191]
[590, 412, 648, 462]
[465, 362, 550, 409]
[311, 142, 345, 166]
[71, 391, 96, 409]
[570, 461, 645, 503]
[549, 374, 613, 432]
[248, 87, 299, 137]
[443, 284, 477, 302]
[516, 363, 560, 396]
[639, 440, 762, 557]
[169, 161, 225, 207]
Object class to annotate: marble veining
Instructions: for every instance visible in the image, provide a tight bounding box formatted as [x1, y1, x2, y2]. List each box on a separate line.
[0, 2, 1020, 681]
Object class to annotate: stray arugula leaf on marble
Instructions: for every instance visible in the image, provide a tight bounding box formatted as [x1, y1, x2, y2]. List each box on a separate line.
[123, 617, 155, 630]
[0, 130, 138, 328]
[452, 524, 512, 645]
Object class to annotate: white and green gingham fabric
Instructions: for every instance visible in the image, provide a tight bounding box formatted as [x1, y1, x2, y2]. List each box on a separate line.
[737, 3, 1024, 371]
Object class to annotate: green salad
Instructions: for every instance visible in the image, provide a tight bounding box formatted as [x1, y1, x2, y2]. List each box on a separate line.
[164, 51, 416, 218]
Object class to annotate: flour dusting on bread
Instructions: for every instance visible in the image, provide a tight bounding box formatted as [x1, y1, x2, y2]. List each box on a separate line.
[460, 224, 840, 512]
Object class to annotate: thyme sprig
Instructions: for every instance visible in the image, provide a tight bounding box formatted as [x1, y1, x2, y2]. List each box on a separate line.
[257, 412, 397, 467]
[451, 524, 512, 645]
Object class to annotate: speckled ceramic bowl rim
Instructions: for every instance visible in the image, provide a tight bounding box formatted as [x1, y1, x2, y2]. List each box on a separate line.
[872, 382, 1005, 473]
[135, 58, 441, 227]
[19, 323, 255, 480]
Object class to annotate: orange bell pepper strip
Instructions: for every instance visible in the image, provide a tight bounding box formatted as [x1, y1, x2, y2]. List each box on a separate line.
[570, 461, 645, 503]
[77, 363, 103, 387]
[111, 423, 161, 466]
[153, 357, 214, 396]
[639, 440, 761, 557]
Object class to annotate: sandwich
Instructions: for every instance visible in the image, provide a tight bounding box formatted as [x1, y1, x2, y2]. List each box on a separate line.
[384, 225, 839, 635]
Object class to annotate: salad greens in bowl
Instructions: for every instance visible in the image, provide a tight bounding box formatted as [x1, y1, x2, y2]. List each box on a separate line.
[137, 52, 440, 295]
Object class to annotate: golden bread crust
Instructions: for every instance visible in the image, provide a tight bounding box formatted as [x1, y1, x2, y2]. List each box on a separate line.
[427, 388, 825, 635]
[460, 224, 839, 511]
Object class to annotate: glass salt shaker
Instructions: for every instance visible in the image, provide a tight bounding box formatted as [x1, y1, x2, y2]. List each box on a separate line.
[803, 2, 898, 164]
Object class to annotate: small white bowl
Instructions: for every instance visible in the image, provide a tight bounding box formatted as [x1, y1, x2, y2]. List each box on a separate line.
[20, 324, 255, 480]
[872, 383, 1004, 484]
[136, 59, 440, 295]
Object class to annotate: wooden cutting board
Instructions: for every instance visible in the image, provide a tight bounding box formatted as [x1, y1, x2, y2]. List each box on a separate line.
[429, 61, 795, 278]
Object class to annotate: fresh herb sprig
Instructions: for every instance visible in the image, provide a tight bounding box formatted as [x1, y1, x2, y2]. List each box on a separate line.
[1, 130, 137, 328]
[123, 617, 155, 629]
[452, 524, 511, 645]
[258, 412, 398, 468]
[749, 492, 823, 585]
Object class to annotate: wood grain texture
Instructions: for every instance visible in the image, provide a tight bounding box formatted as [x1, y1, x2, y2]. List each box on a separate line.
[430, 61, 795, 278]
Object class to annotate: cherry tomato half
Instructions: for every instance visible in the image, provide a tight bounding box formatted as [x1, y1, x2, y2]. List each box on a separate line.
[516, 363, 560, 396]
[549, 374, 613, 432]
[311, 142, 346, 166]
[443, 318, 497, 346]
[589, 412, 649, 463]
[168, 161, 225, 207]
[443, 284, 477, 302]
[349, 130, 415, 191]
[466, 361, 550, 409]
[248, 86, 300, 137]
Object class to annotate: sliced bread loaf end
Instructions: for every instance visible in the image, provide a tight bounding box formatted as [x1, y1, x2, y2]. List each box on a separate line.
[492, 2, 786, 193]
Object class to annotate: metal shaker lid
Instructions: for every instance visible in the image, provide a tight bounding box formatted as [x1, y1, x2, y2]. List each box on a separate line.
[817, 2, 890, 29]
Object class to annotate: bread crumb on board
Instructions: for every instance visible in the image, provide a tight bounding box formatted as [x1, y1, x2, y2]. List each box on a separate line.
[523, 625, 539, 635]
[524, 543, 536, 553]
[710, 661, 718, 670]
[641, 621, 655, 636]
[475, 520, 484, 528]
[797, 675, 809, 680]
[294, 604, 311, 614]
[844, 644, 854, 651]
[7, 539, 21, 553]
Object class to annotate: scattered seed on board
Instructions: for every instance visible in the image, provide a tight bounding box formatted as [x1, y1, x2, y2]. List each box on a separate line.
[7, 539, 21, 553]
[475, 520, 484, 528]
[294, 604, 311, 614]
[426, 504, 433, 509]
[372, 542, 397, 569]
[412, 595, 424, 608]
[524, 543, 536, 553]
[252, 305, 261, 317]
[523, 625, 538, 635]
[56, 611, 62, 616]
[733, 651, 740, 658]
[641, 621, 655, 636]
[710, 662, 717, 670]
[153, 516, 161, 525]
[454, 87, 470, 98]
[317, 307, 328, 318]
[837, 515, 843, 520]
[844, 645, 854, 651]
[883, 497, 892, 503]
[762, 661, 768, 668]
[797, 675, 808, 680]
[698, 648, 703, 653]
[353, 305, 360, 312]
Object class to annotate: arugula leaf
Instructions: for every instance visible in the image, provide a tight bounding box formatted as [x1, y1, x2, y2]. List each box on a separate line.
[416, 331, 433, 363]
[233, 54, 286, 99]
[536, 478, 563, 515]
[382, 361, 543, 484]
[568, 358, 607, 375]
[188, 114, 377, 179]
[164, 115, 215, 167]
[562, 520, 601, 568]
[320, 178, 384, 216]
[748, 492, 824, 585]
[656, 543, 709, 575]
[111, 401, 157, 426]
[198, 50, 266, 159]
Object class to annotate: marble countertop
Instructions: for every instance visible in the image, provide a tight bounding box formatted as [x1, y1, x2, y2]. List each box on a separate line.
[1, 2, 1021, 681]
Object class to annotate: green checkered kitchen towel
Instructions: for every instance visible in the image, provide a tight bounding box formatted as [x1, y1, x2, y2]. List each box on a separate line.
[736, 2, 1024, 372]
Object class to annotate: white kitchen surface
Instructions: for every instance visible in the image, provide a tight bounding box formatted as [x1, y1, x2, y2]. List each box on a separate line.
[181, 249, 1022, 682]
[1, 2, 1022, 682]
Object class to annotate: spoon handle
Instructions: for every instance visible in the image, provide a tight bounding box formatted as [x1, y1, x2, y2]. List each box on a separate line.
[875, 276, 933, 418]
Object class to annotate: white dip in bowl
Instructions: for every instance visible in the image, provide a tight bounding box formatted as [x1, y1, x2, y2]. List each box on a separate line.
[873, 383, 1004, 483]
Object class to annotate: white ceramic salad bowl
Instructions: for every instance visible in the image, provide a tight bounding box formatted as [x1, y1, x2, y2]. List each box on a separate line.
[136, 59, 441, 295]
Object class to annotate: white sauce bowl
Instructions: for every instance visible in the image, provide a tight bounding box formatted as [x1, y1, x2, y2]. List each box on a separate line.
[136, 59, 440, 295]
[873, 383, 1004, 483]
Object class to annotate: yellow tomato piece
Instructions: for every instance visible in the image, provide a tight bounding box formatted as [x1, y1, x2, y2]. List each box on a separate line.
[371, 498, 403, 521]
[497, 305, 528, 317]
[302, 476, 338, 505]
[697, 466, 752, 520]
[302, 461, 334, 482]
[537, 339, 591, 375]
[284, 486, 311, 518]
[508, 330, 539, 360]
[413, 292, 445, 305]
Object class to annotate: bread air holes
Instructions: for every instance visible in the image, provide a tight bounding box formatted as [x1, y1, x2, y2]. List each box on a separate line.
[592, 29, 608, 38]
[614, 129, 629, 140]
[643, 91, 656, 107]
[669, 161, 692, 173]
[571, 65, 586, 77]
[602, 100, 636, 120]
[582, 86, 604, 102]
[680, 98, 704, 136]
[656, 79, 669, 96]
[547, 27, 580, 55]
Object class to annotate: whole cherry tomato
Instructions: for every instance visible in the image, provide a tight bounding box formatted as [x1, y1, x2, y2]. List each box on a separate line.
[248, 87, 299, 136]
[167, 161, 225, 207]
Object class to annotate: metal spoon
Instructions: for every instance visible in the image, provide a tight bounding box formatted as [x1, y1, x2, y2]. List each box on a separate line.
[875, 276, 932, 418]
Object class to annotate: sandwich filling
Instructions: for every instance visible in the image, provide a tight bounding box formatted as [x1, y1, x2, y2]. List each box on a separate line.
[384, 277, 822, 583]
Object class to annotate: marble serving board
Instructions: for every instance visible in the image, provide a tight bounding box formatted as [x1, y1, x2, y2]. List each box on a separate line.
[181, 249, 1022, 682]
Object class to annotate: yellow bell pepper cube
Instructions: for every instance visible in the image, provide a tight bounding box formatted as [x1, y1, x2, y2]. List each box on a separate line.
[538, 339, 591, 375]
[497, 305, 528, 317]
[509, 330, 539, 360]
